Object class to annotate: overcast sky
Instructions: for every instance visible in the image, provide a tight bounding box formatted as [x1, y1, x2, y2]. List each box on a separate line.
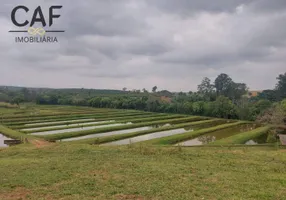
[0, 0, 286, 92]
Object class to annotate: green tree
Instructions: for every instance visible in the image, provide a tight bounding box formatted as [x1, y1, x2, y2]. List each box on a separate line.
[211, 96, 236, 118]
[275, 72, 286, 100]
[21, 87, 30, 101]
[229, 83, 248, 101]
[182, 102, 193, 114]
[214, 74, 247, 101]
[146, 97, 160, 111]
[192, 101, 204, 115]
[152, 86, 158, 93]
[254, 100, 272, 113]
[197, 77, 215, 101]
[142, 88, 148, 93]
[10, 95, 24, 107]
[257, 90, 277, 101]
[214, 73, 233, 97]
[236, 97, 254, 120]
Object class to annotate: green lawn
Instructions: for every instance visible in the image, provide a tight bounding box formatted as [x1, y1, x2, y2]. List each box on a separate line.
[1, 144, 286, 200]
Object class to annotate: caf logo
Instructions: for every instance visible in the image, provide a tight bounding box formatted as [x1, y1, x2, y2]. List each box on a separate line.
[9, 5, 64, 43]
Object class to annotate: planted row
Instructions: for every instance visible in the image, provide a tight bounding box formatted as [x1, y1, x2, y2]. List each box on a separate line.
[211, 126, 271, 145]
[21, 114, 184, 133]
[20, 113, 175, 130]
[0, 109, 117, 120]
[6, 111, 154, 126]
[1, 110, 142, 123]
[142, 121, 248, 145]
[13, 113, 165, 129]
[0, 125, 35, 141]
[67, 119, 223, 144]
[39, 116, 208, 141]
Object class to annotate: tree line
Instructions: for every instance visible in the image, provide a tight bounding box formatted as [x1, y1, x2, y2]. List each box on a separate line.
[0, 72, 285, 125]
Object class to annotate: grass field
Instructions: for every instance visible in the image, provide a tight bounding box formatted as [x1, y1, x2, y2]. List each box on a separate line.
[0, 104, 284, 199]
[1, 144, 286, 200]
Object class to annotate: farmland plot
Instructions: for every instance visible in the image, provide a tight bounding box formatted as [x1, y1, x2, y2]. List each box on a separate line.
[0, 106, 274, 147]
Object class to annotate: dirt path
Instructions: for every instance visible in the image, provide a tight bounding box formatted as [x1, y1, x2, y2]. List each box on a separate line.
[28, 139, 52, 148]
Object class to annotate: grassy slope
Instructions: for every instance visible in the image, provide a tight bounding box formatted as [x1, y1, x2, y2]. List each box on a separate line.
[212, 126, 272, 145]
[0, 144, 286, 200]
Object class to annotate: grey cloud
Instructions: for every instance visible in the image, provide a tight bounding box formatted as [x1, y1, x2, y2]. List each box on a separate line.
[62, 1, 150, 38]
[250, 0, 286, 13]
[0, 0, 286, 91]
[145, 0, 256, 15]
[152, 2, 286, 67]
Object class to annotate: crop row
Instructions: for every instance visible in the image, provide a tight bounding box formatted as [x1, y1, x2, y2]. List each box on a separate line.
[0, 109, 125, 120]
[12, 113, 173, 129]
[210, 126, 271, 145]
[142, 121, 248, 145]
[21, 114, 186, 133]
[0, 125, 35, 141]
[39, 116, 209, 141]
[67, 119, 224, 144]
[1, 110, 143, 123]
[5, 111, 156, 126]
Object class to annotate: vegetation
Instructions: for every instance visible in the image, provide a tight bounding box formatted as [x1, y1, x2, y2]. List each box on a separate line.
[3, 112, 156, 127]
[1, 110, 144, 123]
[0, 102, 18, 109]
[0, 104, 284, 199]
[1, 72, 285, 126]
[1, 144, 286, 200]
[0, 72, 286, 199]
[20, 114, 184, 133]
[256, 100, 286, 125]
[66, 119, 220, 144]
[0, 125, 34, 140]
[0, 109, 119, 119]
[212, 126, 272, 145]
[39, 116, 207, 141]
[9, 113, 164, 129]
[143, 121, 247, 145]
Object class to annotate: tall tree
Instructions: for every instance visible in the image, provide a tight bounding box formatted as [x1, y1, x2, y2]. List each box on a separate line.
[10, 95, 24, 107]
[21, 88, 30, 101]
[142, 88, 148, 93]
[152, 86, 158, 93]
[214, 74, 247, 101]
[214, 73, 233, 97]
[197, 77, 215, 101]
[227, 82, 248, 101]
[275, 72, 286, 100]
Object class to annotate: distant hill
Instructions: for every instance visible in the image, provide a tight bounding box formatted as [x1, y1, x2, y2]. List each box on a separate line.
[0, 85, 151, 103]
[0, 85, 125, 94]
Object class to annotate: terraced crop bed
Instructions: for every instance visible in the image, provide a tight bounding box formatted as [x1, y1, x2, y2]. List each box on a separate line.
[0, 106, 274, 147]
